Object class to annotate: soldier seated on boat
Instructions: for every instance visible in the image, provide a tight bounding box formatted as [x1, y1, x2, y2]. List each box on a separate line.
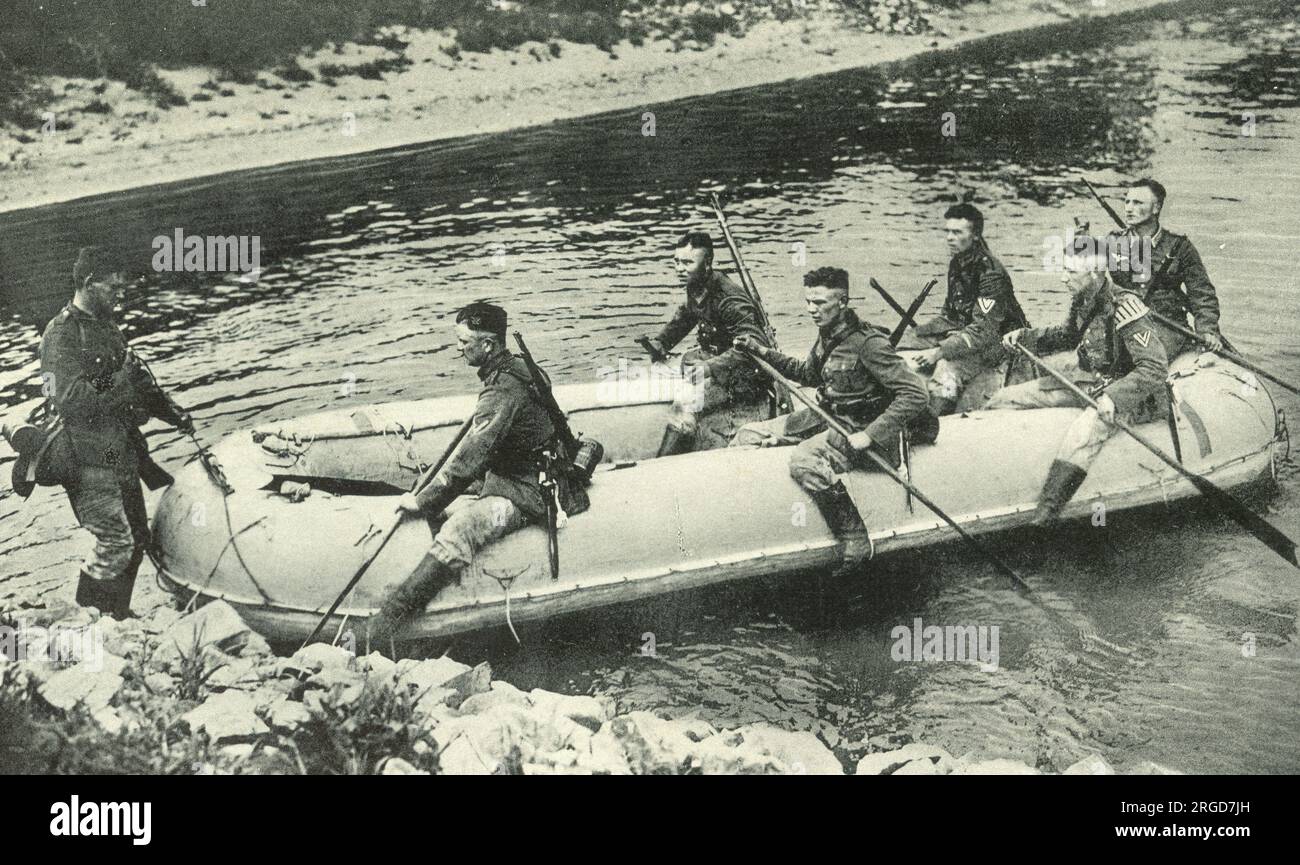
[39, 246, 194, 619]
[731, 267, 930, 565]
[641, 231, 773, 456]
[1107, 178, 1223, 357]
[987, 235, 1169, 524]
[368, 301, 581, 645]
[910, 202, 1029, 418]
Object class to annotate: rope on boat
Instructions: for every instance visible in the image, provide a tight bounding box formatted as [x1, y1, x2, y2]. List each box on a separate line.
[484, 566, 529, 646]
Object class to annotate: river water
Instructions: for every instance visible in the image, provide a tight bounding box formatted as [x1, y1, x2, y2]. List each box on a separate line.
[2, 0, 1297, 772]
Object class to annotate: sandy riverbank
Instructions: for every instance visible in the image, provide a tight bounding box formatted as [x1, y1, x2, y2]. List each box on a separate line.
[0, 0, 1189, 214]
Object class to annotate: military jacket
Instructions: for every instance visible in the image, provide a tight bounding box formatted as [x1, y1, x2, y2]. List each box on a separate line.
[414, 351, 558, 521]
[656, 270, 771, 385]
[765, 309, 929, 445]
[1107, 228, 1219, 341]
[920, 243, 1028, 361]
[1026, 284, 1168, 416]
[39, 302, 185, 475]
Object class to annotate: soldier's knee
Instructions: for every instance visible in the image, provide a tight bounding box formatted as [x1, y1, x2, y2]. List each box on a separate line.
[789, 452, 834, 493]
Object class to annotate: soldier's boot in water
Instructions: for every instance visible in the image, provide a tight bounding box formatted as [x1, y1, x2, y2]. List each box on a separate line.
[656, 427, 696, 458]
[367, 552, 457, 649]
[1032, 460, 1088, 526]
[809, 481, 872, 569]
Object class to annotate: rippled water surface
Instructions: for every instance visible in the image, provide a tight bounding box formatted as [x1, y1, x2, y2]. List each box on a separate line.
[2, 0, 1298, 772]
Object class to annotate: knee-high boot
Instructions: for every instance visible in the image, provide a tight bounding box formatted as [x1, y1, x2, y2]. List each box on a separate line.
[367, 552, 457, 647]
[1032, 460, 1088, 525]
[808, 481, 872, 567]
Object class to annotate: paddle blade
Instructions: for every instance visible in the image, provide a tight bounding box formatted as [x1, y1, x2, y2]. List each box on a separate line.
[1187, 472, 1299, 568]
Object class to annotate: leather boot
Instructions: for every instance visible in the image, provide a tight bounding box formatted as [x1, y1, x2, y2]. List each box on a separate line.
[808, 481, 872, 568]
[928, 395, 957, 420]
[656, 427, 696, 458]
[367, 552, 456, 647]
[1032, 460, 1088, 526]
[74, 570, 116, 613]
[103, 549, 143, 620]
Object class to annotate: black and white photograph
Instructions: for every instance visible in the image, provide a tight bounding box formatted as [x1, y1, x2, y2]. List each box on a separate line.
[0, 0, 1295, 815]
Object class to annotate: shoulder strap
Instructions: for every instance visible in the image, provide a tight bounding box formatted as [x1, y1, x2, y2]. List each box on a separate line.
[1143, 234, 1186, 303]
[814, 323, 866, 376]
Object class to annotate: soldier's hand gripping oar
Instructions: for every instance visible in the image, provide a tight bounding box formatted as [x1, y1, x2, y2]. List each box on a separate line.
[737, 345, 1115, 652]
[1145, 309, 1300, 397]
[1015, 343, 1299, 569]
[299, 416, 474, 650]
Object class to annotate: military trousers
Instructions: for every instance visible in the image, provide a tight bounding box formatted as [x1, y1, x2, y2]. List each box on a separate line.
[430, 495, 529, 571]
[732, 413, 886, 494]
[926, 351, 999, 414]
[984, 377, 1126, 471]
[666, 348, 769, 448]
[64, 465, 150, 584]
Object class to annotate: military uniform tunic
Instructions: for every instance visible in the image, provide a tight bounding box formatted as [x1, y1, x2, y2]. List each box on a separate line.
[916, 242, 1029, 410]
[1107, 227, 1220, 357]
[732, 309, 930, 492]
[985, 282, 1169, 469]
[414, 349, 562, 569]
[40, 302, 188, 583]
[654, 269, 774, 441]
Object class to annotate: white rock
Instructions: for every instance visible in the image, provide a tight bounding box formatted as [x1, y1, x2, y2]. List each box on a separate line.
[528, 689, 609, 731]
[291, 642, 355, 673]
[856, 743, 954, 776]
[358, 652, 397, 681]
[205, 656, 260, 689]
[460, 681, 532, 715]
[158, 601, 250, 660]
[1064, 754, 1115, 775]
[182, 690, 269, 741]
[91, 707, 126, 735]
[438, 734, 493, 775]
[1127, 761, 1183, 776]
[267, 699, 314, 731]
[731, 725, 843, 775]
[950, 758, 1042, 776]
[380, 757, 428, 775]
[893, 757, 943, 775]
[38, 654, 128, 712]
[144, 672, 175, 693]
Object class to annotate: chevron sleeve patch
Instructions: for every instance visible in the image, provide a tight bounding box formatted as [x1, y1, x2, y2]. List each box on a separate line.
[1113, 294, 1150, 329]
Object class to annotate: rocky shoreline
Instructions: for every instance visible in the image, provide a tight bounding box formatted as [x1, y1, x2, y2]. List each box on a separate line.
[1, 599, 1180, 775]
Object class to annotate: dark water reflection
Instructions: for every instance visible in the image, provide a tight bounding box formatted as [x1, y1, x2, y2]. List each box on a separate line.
[2, 0, 1297, 772]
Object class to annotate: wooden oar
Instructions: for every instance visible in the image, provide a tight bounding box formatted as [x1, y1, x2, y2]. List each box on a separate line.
[1146, 310, 1300, 397]
[298, 416, 474, 649]
[1015, 343, 1298, 569]
[738, 346, 1116, 652]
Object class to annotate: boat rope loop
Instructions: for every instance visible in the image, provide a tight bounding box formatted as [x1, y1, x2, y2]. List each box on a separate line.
[483, 566, 529, 646]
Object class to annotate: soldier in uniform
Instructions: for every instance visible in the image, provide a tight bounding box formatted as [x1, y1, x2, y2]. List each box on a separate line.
[732, 267, 929, 564]
[40, 246, 194, 618]
[1107, 178, 1223, 356]
[369, 301, 577, 644]
[642, 231, 772, 456]
[988, 235, 1169, 524]
[911, 203, 1029, 417]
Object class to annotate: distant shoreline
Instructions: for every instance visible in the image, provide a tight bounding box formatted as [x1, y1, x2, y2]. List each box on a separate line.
[0, 0, 1209, 214]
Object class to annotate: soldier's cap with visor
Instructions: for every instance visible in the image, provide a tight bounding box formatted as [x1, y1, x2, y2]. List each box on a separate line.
[456, 301, 508, 340]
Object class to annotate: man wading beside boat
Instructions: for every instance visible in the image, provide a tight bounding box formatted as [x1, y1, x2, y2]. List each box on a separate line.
[988, 235, 1169, 523]
[731, 267, 929, 565]
[38, 247, 194, 618]
[642, 231, 772, 456]
[910, 203, 1029, 418]
[368, 302, 581, 644]
[1106, 178, 1224, 357]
